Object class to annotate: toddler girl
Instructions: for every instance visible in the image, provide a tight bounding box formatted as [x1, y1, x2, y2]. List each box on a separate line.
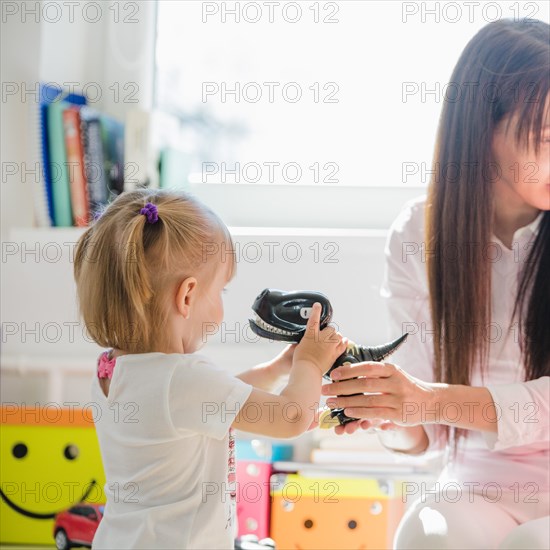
[74, 189, 346, 549]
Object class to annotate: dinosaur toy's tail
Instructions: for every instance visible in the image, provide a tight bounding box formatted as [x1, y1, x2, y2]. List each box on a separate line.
[358, 332, 409, 362]
[320, 332, 409, 429]
[325, 332, 409, 380]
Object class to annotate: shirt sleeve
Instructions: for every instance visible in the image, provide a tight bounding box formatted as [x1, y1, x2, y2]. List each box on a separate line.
[483, 376, 550, 451]
[168, 355, 253, 440]
[380, 197, 447, 453]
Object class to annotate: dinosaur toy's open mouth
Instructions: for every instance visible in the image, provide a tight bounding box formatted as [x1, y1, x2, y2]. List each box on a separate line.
[251, 313, 297, 338]
[249, 288, 333, 343]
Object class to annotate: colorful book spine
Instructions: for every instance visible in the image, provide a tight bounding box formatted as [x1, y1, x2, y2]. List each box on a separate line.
[40, 84, 86, 226]
[47, 100, 73, 227]
[100, 115, 125, 198]
[80, 107, 108, 218]
[30, 95, 51, 226]
[37, 84, 129, 226]
[62, 107, 89, 227]
[39, 85, 56, 225]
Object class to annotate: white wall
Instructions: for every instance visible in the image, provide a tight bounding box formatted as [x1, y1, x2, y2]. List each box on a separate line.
[1, 224, 410, 463]
[1, 226, 399, 397]
[1, 0, 43, 231]
[0, 2, 422, 423]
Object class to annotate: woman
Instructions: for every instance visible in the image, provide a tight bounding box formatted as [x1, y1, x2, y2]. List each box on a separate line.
[322, 18, 549, 549]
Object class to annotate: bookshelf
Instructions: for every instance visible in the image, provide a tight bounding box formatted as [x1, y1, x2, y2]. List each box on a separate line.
[1, 0, 156, 235]
[1, 1, 156, 405]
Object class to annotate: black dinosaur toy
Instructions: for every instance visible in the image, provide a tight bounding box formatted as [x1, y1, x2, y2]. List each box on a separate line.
[249, 288, 408, 428]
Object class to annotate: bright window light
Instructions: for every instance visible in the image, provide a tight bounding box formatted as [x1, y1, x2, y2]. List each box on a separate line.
[155, 1, 549, 189]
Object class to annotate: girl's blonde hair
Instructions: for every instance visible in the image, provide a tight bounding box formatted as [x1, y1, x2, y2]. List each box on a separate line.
[74, 189, 235, 353]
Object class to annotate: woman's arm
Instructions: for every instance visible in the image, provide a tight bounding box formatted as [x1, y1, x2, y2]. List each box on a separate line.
[322, 361, 498, 432]
[376, 425, 429, 454]
[483, 377, 549, 451]
[324, 364, 549, 451]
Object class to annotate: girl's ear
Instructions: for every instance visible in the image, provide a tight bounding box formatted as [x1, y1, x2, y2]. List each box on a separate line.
[175, 277, 198, 319]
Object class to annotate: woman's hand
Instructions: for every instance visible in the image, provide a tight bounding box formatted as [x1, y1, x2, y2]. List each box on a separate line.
[321, 360, 439, 426]
[323, 361, 499, 436]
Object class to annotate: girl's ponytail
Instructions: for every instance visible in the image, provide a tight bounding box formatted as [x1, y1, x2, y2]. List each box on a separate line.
[120, 210, 154, 326]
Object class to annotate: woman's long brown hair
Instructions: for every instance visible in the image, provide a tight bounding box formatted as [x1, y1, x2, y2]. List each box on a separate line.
[425, 19, 550, 440]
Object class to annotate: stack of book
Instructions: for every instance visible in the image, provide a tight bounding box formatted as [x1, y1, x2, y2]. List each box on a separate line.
[34, 83, 125, 227]
[309, 424, 439, 474]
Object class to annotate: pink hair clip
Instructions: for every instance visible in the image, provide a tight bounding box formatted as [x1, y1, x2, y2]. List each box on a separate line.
[97, 350, 116, 379]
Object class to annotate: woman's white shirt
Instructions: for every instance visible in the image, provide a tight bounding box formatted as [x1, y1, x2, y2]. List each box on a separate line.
[381, 196, 549, 492]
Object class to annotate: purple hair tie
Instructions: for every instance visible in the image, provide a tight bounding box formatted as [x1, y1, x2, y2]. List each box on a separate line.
[140, 202, 159, 224]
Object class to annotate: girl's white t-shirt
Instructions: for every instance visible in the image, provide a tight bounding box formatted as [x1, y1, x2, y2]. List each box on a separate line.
[90, 352, 253, 549]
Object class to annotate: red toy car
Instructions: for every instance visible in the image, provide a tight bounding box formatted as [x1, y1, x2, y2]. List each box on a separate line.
[53, 503, 104, 549]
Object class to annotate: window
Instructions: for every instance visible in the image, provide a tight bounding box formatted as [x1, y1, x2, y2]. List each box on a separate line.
[70, 505, 95, 518]
[154, 1, 549, 227]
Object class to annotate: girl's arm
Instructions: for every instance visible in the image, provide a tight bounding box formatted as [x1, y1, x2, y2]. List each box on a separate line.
[236, 345, 296, 392]
[232, 303, 347, 438]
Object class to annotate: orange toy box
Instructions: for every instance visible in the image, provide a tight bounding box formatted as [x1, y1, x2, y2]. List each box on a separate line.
[0, 405, 106, 546]
[270, 474, 404, 550]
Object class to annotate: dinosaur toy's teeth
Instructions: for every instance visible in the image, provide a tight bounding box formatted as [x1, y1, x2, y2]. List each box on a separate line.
[254, 314, 295, 336]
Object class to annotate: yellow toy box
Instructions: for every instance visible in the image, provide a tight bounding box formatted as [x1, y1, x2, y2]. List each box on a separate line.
[0, 405, 106, 546]
[270, 474, 404, 550]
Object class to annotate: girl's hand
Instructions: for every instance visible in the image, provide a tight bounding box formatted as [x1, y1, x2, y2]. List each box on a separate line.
[266, 344, 296, 378]
[321, 361, 438, 426]
[293, 302, 348, 376]
[239, 345, 296, 391]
